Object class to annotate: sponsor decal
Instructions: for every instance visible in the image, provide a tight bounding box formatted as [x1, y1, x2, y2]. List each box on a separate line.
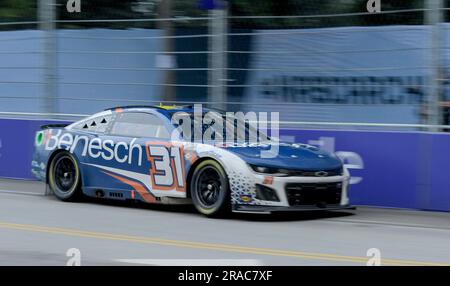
[35, 131, 44, 146]
[262, 176, 273, 185]
[240, 195, 253, 203]
[44, 130, 144, 166]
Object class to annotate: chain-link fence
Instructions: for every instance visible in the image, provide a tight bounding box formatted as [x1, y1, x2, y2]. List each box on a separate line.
[0, 0, 449, 130]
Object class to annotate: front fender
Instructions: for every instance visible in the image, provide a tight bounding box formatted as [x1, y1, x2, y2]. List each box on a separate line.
[188, 143, 257, 205]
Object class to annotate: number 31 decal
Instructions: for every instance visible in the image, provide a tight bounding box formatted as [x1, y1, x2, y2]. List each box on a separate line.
[145, 142, 185, 192]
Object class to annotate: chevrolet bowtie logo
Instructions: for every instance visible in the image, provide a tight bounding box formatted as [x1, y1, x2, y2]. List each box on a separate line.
[314, 171, 328, 177]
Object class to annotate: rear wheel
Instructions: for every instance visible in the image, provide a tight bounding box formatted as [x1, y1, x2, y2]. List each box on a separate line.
[191, 160, 230, 217]
[48, 151, 82, 201]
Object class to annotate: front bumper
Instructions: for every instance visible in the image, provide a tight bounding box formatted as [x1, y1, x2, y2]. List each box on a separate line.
[231, 167, 351, 211]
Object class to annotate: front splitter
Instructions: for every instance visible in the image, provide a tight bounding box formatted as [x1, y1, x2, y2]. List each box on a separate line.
[232, 204, 356, 214]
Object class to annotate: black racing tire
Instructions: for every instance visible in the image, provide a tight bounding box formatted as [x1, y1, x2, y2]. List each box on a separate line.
[190, 159, 230, 217]
[48, 151, 82, 202]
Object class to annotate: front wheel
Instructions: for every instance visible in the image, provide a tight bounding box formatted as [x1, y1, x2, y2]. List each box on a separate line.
[48, 151, 82, 201]
[190, 160, 230, 217]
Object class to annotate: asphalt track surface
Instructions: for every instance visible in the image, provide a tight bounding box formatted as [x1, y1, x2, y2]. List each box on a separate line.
[0, 179, 450, 266]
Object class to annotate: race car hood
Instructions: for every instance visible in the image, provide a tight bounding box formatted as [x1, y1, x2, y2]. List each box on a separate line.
[220, 142, 343, 171]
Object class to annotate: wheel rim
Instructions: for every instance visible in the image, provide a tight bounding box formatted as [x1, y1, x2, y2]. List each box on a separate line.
[196, 166, 222, 207]
[54, 156, 77, 193]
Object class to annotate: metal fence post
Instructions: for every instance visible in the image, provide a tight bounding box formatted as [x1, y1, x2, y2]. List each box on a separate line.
[38, 0, 57, 114]
[208, 1, 228, 110]
[425, 0, 443, 131]
[157, 0, 175, 102]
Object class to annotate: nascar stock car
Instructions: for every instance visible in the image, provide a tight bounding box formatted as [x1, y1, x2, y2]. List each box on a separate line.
[32, 105, 352, 217]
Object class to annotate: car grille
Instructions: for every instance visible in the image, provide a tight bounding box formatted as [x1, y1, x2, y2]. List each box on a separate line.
[287, 168, 343, 177]
[285, 183, 342, 206]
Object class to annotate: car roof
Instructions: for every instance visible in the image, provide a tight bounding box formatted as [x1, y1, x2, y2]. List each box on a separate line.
[67, 105, 226, 131]
[104, 105, 224, 115]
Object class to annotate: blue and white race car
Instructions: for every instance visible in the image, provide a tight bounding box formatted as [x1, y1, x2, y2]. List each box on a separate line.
[32, 105, 351, 217]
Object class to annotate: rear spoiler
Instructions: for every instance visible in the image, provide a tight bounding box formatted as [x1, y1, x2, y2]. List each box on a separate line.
[40, 123, 69, 130]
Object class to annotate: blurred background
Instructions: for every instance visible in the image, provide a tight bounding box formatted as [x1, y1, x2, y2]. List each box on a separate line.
[0, 0, 449, 131]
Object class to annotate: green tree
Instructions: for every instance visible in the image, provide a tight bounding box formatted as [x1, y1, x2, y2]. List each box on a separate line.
[0, 0, 36, 21]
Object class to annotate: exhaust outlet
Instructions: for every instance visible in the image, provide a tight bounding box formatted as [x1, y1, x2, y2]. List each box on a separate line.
[95, 190, 104, 198]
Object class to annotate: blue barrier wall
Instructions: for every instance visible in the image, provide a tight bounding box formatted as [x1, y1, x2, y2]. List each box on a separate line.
[0, 118, 449, 211]
[0, 118, 70, 180]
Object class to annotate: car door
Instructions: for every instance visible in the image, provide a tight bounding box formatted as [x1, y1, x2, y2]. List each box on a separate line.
[89, 111, 186, 202]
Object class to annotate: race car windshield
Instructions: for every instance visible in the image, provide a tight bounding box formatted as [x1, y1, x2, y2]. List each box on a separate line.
[170, 112, 272, 144]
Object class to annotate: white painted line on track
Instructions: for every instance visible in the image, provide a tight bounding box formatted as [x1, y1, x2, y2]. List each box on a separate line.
[0, 189, 44, 196]
[327, 218, 450, 231]
[115, 259, 264, 266]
